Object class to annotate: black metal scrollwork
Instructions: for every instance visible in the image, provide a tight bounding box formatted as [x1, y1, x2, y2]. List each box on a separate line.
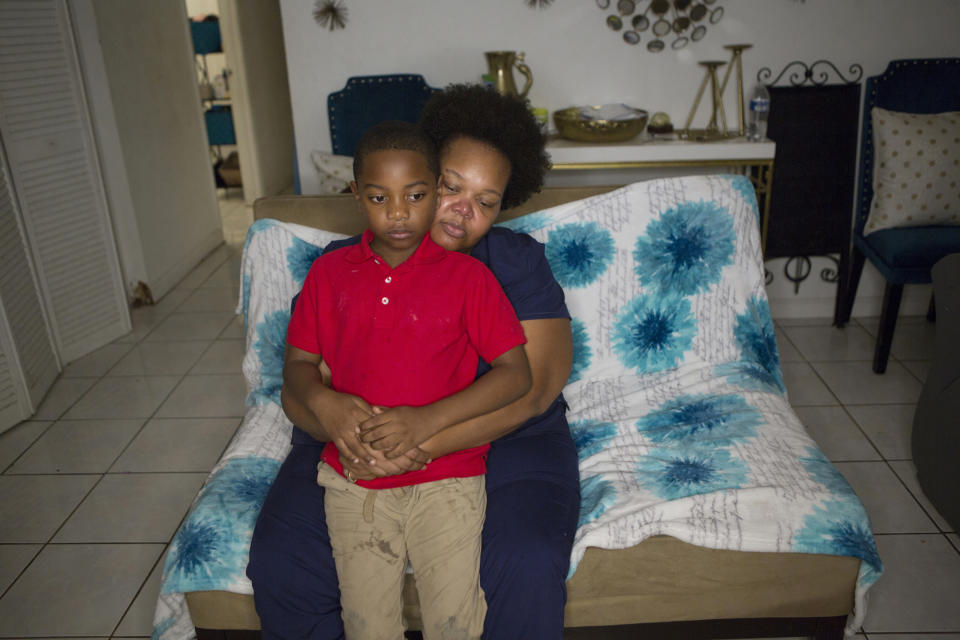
[783, 256, 811, 295]
[819, 255, 841, 284]
[780, 255, 841, 294]
[759, 59, 861, 294]
[757, 60, 863, 88]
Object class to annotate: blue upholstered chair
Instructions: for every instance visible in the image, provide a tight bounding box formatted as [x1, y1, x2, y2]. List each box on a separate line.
[327, 74, 440, 157]
[835, 59, 960, 373]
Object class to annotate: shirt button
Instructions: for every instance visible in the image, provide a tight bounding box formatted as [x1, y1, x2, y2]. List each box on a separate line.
[381, 297, 389, 305]
[385, 276, 392, 283]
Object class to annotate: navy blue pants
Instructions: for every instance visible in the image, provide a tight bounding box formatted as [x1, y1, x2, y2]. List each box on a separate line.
[247, 404, 580, 639]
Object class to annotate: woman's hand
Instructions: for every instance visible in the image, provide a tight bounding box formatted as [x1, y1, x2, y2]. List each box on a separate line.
[340, 444, 433, 480]
[357, 406, 437, 459]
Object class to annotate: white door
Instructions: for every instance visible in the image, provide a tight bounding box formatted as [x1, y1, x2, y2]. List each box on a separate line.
[0, 131, 59, 433]
[0, 0, 130, 365]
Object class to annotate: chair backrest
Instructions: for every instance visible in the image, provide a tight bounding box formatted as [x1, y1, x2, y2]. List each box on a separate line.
[327, 74, 440, 157]
[854, 59, 960, 236]
[766, 82, 861, 259]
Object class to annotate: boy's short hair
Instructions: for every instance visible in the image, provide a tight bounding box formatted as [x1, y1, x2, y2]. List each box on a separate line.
[352, 120, 439, 182]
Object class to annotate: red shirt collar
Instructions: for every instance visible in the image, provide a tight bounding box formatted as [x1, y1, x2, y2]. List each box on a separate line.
[345, 229, 447, 267]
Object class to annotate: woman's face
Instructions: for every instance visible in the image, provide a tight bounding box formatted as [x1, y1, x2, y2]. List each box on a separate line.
[430, 136, 512, 253]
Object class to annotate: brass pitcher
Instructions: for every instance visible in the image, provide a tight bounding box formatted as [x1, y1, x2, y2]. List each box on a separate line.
[484, 51, 533, 98]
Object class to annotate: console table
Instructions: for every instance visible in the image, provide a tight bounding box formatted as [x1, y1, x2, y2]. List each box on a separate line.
[545, 136, 776, 253]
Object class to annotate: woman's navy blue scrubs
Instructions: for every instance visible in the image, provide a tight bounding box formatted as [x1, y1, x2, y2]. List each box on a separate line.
[247, 228, 581, 639]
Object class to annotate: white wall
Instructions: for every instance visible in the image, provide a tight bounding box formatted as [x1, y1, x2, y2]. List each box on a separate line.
[88, 0, 223, 300]
[220, 0, 294, 202]
[280, 0, 960, 318]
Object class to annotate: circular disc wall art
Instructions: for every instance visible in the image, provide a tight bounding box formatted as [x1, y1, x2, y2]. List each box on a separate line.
[596, 0, 724, 52]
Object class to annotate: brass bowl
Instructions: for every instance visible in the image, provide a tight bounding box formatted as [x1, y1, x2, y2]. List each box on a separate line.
[553, 105, 649, 143]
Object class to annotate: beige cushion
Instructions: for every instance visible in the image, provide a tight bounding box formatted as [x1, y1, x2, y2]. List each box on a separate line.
[252, 186, 619, 233]
[309, 150, 354, 194]
[865, 106, 960, 235]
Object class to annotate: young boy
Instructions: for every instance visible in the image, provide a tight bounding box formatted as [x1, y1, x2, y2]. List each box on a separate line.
[283, 121, 532, 639]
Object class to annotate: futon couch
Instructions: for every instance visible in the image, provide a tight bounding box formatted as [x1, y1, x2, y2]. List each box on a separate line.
[153, 175, 882, 640]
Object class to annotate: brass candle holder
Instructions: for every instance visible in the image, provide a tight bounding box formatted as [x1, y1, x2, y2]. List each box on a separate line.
[683, 60, 728, 139]
[719, 44, 753, 136]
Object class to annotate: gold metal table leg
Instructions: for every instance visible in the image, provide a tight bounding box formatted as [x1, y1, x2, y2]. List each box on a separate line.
[746, 161, 774, 256]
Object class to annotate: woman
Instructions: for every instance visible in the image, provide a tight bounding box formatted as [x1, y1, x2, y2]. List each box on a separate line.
[247, 84, 581, 639]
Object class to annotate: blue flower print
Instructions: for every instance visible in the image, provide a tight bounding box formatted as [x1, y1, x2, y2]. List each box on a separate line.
[636, 448, 749, 501]
[733, 296, 784, 392]
[634, 200, 735, 295]
[579, 474, 618, 527]
[201, 457, 281, 516]
[714, 361, 785, 394]
[611, 294, 696, 374]
[793, 498, 883, 585]
[242, 218, 277, 256]
[163, 512, 247, 592]
[545, 222, 615, 288]
[153, 614, 175, 639]
[163, 458, 281, 592]
[797, 444, 883, 583]
[497, 210, 556, 235]
[569, 317, 592, 383]
[251, 309, 290, 405]
[800, 446, 855, 495]
[569, 419, 618, 460]
[240, 273, 252, 324]
[287, 236, 324, 287]
[636, 393, 762, 445]
[726, 175, 758, 213]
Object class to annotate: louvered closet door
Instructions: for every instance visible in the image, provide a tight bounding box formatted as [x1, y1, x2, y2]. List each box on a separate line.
[0, 330, 30, 432]
[0, 0, 129, 365]
[0, 138, 59, 432]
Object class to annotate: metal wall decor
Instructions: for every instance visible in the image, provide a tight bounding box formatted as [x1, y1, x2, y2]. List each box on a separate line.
[313, 0, 347, 31]
[758, 60, 863, 296]
[595, 0, 725, 52]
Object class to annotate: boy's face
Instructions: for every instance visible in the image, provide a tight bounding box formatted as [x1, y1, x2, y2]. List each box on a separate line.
[351, 149, 438, 267]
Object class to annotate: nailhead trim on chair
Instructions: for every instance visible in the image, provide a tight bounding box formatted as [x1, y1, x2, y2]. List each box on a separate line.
[328, 75, 437, 153]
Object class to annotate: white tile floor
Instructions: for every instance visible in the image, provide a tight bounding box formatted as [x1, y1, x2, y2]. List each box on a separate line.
[1, 191, 958, 639]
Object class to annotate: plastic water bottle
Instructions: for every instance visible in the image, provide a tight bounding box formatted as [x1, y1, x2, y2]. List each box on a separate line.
[747, 83, 770, 141]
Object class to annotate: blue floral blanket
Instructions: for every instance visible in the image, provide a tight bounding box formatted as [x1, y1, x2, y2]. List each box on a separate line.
[154, 175, 881, 639]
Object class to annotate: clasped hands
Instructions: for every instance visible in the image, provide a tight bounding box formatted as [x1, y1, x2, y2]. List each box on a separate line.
[322, 390, 434, 482]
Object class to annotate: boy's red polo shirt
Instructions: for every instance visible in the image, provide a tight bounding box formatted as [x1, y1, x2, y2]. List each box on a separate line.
[286, 230, 526, 489]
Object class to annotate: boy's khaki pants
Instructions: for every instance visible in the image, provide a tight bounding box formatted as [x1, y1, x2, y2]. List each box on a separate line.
[316, 463, 487, 640]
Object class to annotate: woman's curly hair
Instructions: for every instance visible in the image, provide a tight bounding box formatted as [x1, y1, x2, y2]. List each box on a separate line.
[419, 83, 551, 210]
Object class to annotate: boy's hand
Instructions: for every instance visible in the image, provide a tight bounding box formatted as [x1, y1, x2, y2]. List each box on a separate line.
[314, 391, 378, 465]
[357, 406, 437, 458]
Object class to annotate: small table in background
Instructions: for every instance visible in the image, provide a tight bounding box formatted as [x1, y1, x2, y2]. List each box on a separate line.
[545, 135, 776, 254]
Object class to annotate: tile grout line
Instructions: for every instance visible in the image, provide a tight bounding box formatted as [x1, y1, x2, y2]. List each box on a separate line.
[882, 458, 954, 536]
[0, 202, 247, 633]
[0, 297, 212, 625]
